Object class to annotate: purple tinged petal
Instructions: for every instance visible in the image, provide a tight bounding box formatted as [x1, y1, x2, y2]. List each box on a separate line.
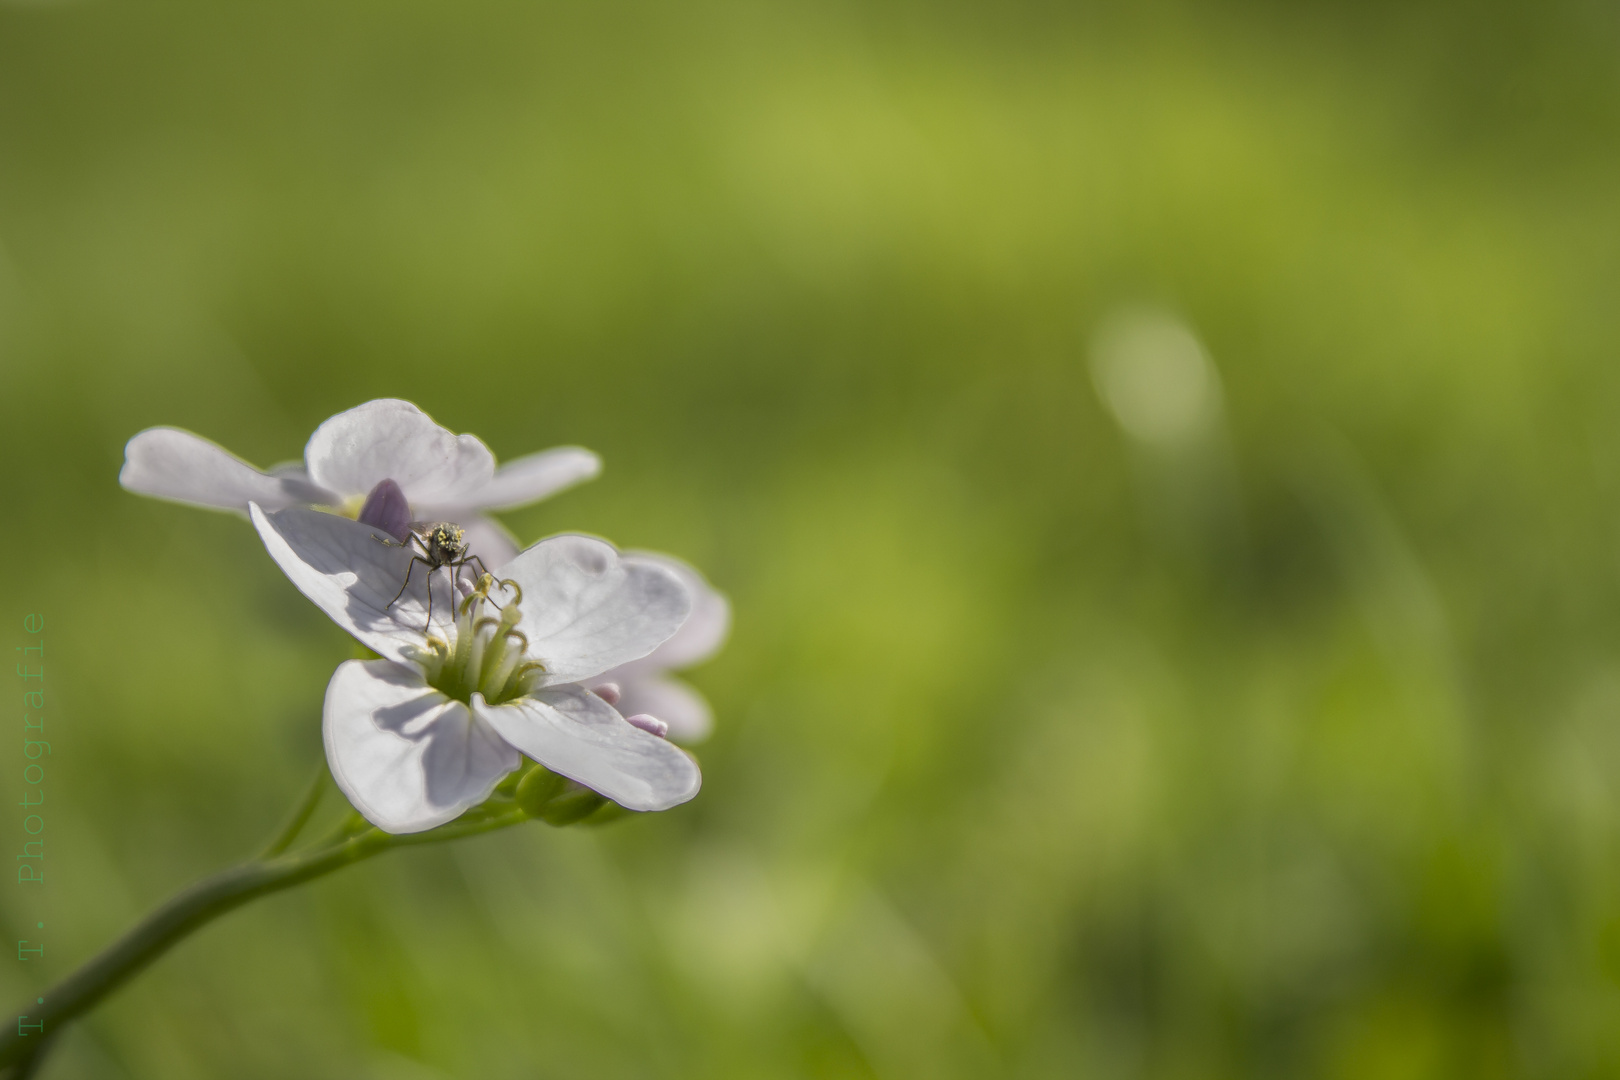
[357, 478, 412, 542]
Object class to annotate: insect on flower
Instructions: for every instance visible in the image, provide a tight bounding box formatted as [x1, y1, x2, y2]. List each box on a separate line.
[373, 520, 512, 635]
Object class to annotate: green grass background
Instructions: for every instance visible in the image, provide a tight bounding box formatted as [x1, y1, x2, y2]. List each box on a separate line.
[4, 0, 1620, 1076]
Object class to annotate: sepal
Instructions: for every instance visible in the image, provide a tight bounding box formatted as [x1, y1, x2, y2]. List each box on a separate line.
[515, 764, 609, 826]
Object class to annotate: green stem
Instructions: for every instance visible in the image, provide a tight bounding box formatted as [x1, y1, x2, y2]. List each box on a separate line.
[259, 761, 329, 859]
[0, 799, 527, 1072]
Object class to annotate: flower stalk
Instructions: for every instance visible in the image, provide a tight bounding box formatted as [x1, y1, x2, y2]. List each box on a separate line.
[0, 763, 536, 1075]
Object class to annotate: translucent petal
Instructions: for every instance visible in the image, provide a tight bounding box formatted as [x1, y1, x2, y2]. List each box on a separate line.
[605, 551, 730, 678]
[120, 427, 336, 513]
[425, 446, 601, 514]
[304, 399, 495, 505]
[325, 660, 519, 834]
[250, 503, 459, 664]
[472, 686, 700, 812]
[499, 535, 692, 687]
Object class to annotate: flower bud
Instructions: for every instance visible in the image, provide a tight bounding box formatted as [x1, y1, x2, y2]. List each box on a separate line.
[515, 764, 608, 826]
[624, 713, 668, 738]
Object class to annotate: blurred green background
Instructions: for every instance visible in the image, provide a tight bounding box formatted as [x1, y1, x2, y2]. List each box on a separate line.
[4, 0, 1620, 1076]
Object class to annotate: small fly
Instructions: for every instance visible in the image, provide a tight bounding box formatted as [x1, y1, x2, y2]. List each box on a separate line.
[373, 521, 500, 635]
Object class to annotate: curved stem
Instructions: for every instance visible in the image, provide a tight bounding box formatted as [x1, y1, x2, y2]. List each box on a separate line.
[0, 801, 527, 1071]
[259, 762, 329, 859]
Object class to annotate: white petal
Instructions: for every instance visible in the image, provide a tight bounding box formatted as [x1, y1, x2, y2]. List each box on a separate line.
[304, 399, 496, 505]
[614, 675, 715, 744]
[458, 514, 519, 568]
[498, 535, 692, 687]
[120, 428, 336, 513]
[427, 446, 602, 514]
[472, 686, 700, 811]
[606, 552, 730, 677]
[325, 660, 519, 834]
[250, 504, 460, 663]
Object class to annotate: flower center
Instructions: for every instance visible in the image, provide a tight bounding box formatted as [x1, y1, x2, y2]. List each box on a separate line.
[406, 577, 545, 706]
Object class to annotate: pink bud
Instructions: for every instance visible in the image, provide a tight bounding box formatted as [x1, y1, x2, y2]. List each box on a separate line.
[592, 682, 622, 706]
[624, 713, 668, 738]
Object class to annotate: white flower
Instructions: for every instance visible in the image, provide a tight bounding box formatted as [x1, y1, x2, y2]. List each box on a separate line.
[590, 553, 729, 743]
[249, 502, 702, 834]
[120, 398, 599, 564]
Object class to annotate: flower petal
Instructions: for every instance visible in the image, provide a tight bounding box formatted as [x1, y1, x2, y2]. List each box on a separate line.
[428, 446, 602, 514]
[606, 552, 730, 677]
[458, 514, 519, 568]
[120, 428, 336, 513]
[472, 686, 700, 812]
[325, 660, 519, 834]
[304, 399, 495, 505]
[614, 675, 715, 744]
[250, 503, 460, 663]
[356, 478, 413, 542]
[499, 535, 692, 686]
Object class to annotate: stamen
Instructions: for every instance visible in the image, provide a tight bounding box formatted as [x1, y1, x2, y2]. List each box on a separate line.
[462, 615, 497, 693]
[481, 636, 524, 699]
[460, 572, 501, 616]
[420, 589, 544, 706]
[500, 661, 547, 702]
[449, 606, 475, 673]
